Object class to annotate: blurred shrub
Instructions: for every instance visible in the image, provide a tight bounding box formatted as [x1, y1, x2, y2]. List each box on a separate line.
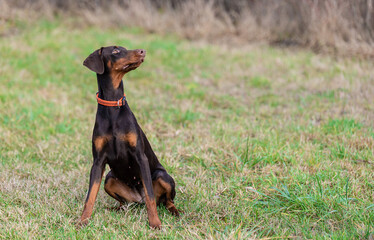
[3, 0, 374, 56]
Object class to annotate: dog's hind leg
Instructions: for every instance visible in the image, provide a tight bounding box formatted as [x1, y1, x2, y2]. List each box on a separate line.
[104, 171, 143, 203]
[152, 170, 180, 217]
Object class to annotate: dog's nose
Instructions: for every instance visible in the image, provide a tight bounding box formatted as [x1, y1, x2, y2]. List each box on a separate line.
[137, 49, 146, 56]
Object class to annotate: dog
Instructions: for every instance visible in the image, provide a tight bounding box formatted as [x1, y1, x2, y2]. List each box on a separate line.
[78, 46, 180, 229]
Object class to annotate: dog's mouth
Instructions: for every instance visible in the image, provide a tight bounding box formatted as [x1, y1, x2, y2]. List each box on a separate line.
[122, 58, 145, 71]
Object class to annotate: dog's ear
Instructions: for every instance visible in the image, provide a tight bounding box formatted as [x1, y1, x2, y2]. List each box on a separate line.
[83, 47, 104, 74]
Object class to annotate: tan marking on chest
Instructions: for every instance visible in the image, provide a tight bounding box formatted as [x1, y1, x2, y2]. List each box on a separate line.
[94, 135, 111, 152]
[119, 132, 137, 147]
[110, 71, 124, 89]
[110, 59, 126, 89]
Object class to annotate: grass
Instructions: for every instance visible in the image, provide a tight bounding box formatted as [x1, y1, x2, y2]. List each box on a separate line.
[0, 17, 374, 239]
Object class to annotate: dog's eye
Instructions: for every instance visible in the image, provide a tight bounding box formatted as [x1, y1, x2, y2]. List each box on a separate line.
[112, 49, 120, 54]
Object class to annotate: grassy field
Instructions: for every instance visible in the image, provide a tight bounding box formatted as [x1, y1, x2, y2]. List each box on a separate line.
[0, 17, 374, 239]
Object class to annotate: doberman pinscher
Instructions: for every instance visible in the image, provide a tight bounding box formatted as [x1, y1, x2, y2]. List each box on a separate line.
[78, 46, 180, 229]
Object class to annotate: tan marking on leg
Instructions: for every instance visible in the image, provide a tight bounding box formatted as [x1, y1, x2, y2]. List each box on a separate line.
[166, 202, 179, 217]
[158, 179, 172, 192]
[142, 181, 161, 229]
[119, 132, 137, 147]
[80, 182, 101, 223]
[146, 199, 161, 229]
[153, 180, 166, 204]
[152, 178, 180, 217]
[104, 177, 142, 203]
[94, 135, 111, 152]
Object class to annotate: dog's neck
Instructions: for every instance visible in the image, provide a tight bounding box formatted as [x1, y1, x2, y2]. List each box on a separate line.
[96, 73, 125, 101]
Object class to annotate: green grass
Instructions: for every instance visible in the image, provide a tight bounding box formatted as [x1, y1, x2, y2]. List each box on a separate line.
[0, 18, 374, 239]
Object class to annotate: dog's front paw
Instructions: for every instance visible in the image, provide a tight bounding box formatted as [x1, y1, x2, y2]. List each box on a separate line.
[76, 218, 89, 228]
[149, 219, 162, 230]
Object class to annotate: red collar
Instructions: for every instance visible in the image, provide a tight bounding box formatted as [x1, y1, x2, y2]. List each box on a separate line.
[96, 92, 126, 107]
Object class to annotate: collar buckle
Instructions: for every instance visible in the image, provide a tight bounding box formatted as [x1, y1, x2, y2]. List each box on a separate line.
[117, 96, 126, 108]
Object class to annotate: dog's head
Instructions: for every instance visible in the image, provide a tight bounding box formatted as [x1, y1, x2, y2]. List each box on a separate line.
[83, 46, 146, 89]
[83, 46, 146, 75]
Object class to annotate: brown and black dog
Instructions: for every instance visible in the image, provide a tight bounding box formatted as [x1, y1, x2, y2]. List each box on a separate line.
[78, 46, 179, 229]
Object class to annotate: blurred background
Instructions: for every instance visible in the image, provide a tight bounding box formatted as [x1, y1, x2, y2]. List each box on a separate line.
[3, 0, 374, 56]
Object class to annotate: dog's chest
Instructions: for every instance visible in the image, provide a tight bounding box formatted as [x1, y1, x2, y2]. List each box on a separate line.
[106, 142, 142, 187]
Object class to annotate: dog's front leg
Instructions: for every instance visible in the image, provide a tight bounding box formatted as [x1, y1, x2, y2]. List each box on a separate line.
[137, 152, 162, 229]
[78, 160, 105, 226]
